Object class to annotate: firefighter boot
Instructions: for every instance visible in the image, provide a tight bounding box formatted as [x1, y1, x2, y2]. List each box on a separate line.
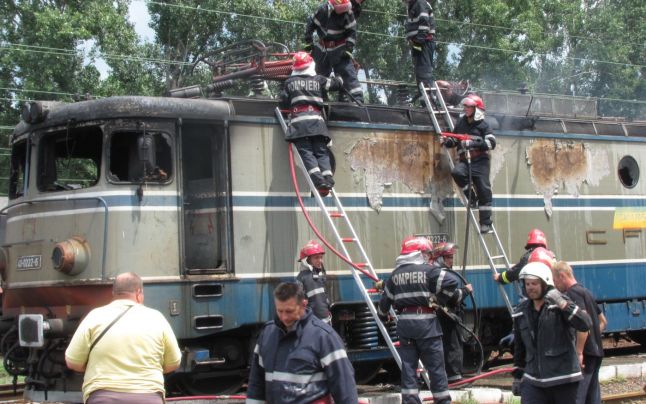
[311, 173, 331, 197]
[324, 175, 335, 188]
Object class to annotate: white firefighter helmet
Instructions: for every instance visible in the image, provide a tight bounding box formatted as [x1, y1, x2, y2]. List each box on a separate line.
[518, 262, 554, 287]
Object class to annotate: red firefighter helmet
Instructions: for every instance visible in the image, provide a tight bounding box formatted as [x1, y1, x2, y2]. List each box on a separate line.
[292, 51, 314, 71]
[298, 240, 325, 261]
[466, 94, 485, 110]
[461, 97, 477, 108]
[525, 228, 548, 249]
[329, 0, 352, 14]
[432, 242, 458, 259]
[527, 247, 556, 269]
[400, 236, 433, 255]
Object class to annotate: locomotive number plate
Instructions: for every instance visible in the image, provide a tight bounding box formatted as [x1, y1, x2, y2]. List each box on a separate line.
[17, 255, 42, 270]
[427, 233, 449, 244]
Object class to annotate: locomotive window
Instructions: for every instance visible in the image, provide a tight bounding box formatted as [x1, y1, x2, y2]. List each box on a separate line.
[108, 131, 172, 183]
[37, 127, 102, 192]
[9, 140, 28, 199]
[618, 155, 639, 189]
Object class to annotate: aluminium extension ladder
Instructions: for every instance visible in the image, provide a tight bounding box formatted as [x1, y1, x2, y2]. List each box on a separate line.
[418, 82, 520, 315]
[275, 107, 432, 389]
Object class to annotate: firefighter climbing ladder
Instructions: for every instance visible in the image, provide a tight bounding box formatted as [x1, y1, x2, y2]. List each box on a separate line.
[418, 82, 518, 315]
[274, 107, 433, 389]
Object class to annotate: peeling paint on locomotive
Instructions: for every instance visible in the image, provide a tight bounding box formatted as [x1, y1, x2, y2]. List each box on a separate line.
[526, 139, 610, 217]
[346, 132, 454, 212]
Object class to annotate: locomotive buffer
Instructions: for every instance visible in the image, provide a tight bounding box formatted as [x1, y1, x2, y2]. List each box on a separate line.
[418, 82, 520, 315]
[275, 107, 433, 390]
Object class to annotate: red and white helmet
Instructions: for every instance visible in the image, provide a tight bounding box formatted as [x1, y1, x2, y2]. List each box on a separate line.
[528, 247, 555, 269]
[292, 51, 314, 71]
[466, 94, 485, 110]
[526, 228, 548, 249]
[400, 236, 433, 255]
[329, 0, 352, 14]
[299, 240, 325, 261]
[432, 242, 458, 259]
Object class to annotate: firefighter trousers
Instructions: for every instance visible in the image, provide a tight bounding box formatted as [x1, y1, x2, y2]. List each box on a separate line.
[412, 39, 435, 85]
[438, 312, 464, 381]
[520, 380, 579, 404]
[315, 53, 364, 103]
[451, 158, 493, 225]
[399, 336, 450, 404]
[291, 136, 332, 184]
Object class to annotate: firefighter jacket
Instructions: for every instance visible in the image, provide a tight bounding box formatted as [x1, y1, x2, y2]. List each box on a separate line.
[444, 114, 496, 163]
[512, 292, 592, 388]
[279, 72, 342, 141]
[378, 252, 454, 339]
[432, 259, 471, 310]
[497, 247, 535, 285]
[246, 308, 358, 404]
[405, 0, 436, 43]
[296, 261, 331, 321]
[305, 3, 357, 63]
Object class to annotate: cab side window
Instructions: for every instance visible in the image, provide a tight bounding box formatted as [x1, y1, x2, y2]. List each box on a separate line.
[108, 131, 172, 183]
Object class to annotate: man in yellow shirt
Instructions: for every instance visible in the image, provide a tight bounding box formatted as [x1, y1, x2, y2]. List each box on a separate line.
[65, 272, 182, 403]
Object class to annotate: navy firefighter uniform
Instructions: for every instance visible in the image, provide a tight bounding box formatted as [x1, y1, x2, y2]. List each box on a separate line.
[378, 237, 451, 404]
[443, 95, 496, 233]
[279, 52, 343, 194]
[246, 308, 358, 404]
[296, 240, 332, 323]
[405, 0, 436, 88]
[305, 0, 364, 103]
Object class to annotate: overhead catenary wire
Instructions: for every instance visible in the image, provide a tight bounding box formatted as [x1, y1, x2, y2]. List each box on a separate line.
[139, 0, 645, 70]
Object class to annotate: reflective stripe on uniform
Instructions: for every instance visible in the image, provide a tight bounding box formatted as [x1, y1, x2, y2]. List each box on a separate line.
[308, 167, 321, 174]
[265, 370, 327, 384]
[568, 306, 579, 321]
[245, 399, 266, 404]
[292, 95, 324, 104]
[401, 388, 419, 394]
[501, 271, 510, 284]
[523, 371, 582, 384]
[320, 349, 348, 367]
[432, 389, 451, 399]
[290, 114, 324, 124]
[398, 313, 436, 320]
[436, 270, 446, 295]
[307, 287, 325, 298]
[394, 291, 431, 299]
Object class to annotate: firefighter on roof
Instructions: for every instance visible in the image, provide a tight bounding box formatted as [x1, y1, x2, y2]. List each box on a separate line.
[442, 94, 497, 233]
[305, 0, 364, 103]
[296, 240, 332, 323]
[279, 52, 343, 196]
[378, 236, 451, 404]
[404, 0, 436, 92]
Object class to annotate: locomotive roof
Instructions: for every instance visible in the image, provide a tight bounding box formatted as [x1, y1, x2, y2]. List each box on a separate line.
[12, 95, 646, 141]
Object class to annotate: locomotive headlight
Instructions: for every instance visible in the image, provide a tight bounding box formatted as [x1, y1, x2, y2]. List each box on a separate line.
[51, 237, 90, 275]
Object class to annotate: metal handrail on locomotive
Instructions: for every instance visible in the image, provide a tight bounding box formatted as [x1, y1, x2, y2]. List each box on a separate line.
[0, 40, 645, 401]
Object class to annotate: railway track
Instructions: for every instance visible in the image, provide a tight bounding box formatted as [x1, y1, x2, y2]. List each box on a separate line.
[0, 382, 25, 402]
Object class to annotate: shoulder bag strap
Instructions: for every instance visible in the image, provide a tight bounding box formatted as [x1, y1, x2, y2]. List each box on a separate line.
[88, 304, 134, 353]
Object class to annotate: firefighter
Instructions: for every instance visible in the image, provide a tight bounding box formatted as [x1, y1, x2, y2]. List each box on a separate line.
[442, 95, 496, 233]
[305, 0, 364, 103]
[431, 242, 473, 383]
[296, 240, 332, 323]
[495, 229, 551, 285]
[404, 0, 436, 92]
[279, 51, 343, 196]
[378, 236, 451, 404]
[512, 262, 592, 402]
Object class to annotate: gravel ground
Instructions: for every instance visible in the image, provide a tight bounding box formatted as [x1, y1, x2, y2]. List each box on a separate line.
[601, 376, 646, 403]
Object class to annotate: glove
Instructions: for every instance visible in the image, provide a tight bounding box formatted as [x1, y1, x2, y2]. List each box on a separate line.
[512, 379, 522, 396]
[544, 288, 568, 309]
[374, 280, 384, 291]
[346, 42, 354, 53]
[303, 43, 313, 53]
[344, 51, 353, 60]
[332, 76, 344, 87]
[499, 333, 514, 348]
[410, 41, 422, 52]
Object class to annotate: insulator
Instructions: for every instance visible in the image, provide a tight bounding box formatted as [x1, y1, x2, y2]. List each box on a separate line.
[397, 84, 410, 106]
[206, 80, 235, 98]
[350, 306, 379, 349]
[250, 75, 266, 97]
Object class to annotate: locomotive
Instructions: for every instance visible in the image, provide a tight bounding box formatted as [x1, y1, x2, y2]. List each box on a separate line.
[1, 88, 645, 401]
